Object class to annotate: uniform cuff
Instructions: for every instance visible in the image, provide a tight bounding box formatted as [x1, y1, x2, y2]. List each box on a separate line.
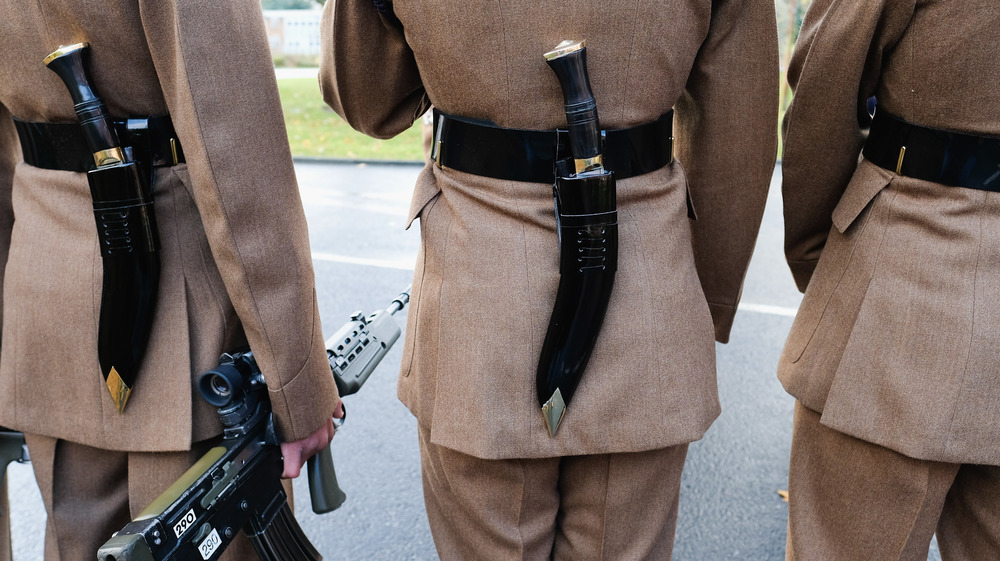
[709, 302, 737, 344]
[267, 340, 339, 443]
[788, 260, 818, 293]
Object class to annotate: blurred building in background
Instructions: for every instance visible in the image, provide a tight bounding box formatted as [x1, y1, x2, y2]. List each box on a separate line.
[263, 9, 322, 63]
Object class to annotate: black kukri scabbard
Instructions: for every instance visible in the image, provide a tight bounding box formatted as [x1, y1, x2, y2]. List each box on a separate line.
[536, 40, 618, 437]
[45, 43, 161, 413]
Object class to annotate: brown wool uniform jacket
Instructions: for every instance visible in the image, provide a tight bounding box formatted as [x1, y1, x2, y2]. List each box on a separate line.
[0, 0, 339, 452]
[780, 0, 1000, 465]
[322, 0, 777, 459]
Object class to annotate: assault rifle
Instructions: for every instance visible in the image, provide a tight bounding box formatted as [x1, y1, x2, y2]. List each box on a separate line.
[98, 287, 410, 561]
[0, 428, 29, 522]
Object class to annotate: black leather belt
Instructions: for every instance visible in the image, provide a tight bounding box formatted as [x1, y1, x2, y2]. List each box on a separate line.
[863, 110, 1000, 191]
[13, 115, 185, 173]
[430, 109, 673, 183]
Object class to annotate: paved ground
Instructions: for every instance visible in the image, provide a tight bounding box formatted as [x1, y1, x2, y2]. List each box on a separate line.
[4, 160, 943, 560]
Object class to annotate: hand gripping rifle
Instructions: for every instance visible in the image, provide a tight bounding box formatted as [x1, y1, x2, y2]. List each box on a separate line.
[0, 428, 29, 523]
[536, 40, 617, 436]
[98, 287, 411, 561]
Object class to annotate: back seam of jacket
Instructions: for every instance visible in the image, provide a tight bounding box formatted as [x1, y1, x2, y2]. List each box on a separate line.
[496, 0, 513, 124]
[619, 0, 644, 124]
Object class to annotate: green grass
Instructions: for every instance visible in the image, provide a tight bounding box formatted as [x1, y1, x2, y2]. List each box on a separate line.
[276, 74, 788, 161]
[277, 77, 425, 161]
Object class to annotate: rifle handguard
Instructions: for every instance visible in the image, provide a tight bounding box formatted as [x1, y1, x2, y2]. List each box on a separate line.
[309, 286, 409, 512]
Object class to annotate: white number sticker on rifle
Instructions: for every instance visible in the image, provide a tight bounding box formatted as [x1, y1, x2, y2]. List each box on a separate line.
[198, 528, 222, 560]
[173, 509, 197, 539]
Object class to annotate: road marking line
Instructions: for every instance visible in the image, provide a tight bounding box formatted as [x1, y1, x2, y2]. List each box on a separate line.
[312, 253, 801, 317]
[299, 192, 410, 216]
[738, 302, 799, 317]
[312, 252, 416, 271]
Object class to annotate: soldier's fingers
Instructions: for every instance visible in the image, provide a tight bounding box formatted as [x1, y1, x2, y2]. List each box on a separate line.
[281, 445, 304, 479]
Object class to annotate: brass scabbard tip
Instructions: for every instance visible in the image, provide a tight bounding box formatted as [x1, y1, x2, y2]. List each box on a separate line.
[541, 388, 567, 437]
[544, 40, 586, 61]
[106, 366, 132, 414]
[43, 42, 89, 66]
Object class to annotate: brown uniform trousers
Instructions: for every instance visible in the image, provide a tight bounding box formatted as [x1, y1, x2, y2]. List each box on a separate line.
[320, 0, 778, 558]
[0, 1, 338, 557]
[780, 0, 1000, 558]
[787, 404, 1000, 561]
[420, 425, 689, 560]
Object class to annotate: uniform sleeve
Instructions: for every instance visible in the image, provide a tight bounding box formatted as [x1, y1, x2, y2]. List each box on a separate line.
[137, 0, 339, 442]
[674, 0, 779, 343]
[0, 104, 18, 341]
[318, 0, 430, 138]
[781, 0, 914, 291]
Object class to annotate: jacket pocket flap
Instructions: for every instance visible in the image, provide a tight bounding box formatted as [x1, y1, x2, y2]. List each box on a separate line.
[832, 161, 892, 233]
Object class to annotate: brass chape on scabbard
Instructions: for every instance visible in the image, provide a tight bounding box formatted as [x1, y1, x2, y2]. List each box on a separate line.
[541, 388, 567, 437]
[106, 366, 133, 414]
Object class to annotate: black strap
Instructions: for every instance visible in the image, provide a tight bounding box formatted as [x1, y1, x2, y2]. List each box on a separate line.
[13, 116, 185, 173]
[863, 110, 1000, 191]
[431, 109, 674, 183]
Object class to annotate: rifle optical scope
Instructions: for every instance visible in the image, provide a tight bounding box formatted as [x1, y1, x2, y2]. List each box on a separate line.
[199, 363, 246, 407]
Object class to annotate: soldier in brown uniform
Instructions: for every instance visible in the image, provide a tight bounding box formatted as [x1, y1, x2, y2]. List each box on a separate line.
[780, 0, 1000, 559]
[0, 1, 342, 559]
[321, 0, 777, 558]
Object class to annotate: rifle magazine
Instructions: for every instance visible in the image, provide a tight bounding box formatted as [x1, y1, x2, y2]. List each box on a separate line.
[248, 502, 322, 561]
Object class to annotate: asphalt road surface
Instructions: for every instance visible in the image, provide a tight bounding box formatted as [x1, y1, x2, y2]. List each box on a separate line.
[5, 160, 943, 560]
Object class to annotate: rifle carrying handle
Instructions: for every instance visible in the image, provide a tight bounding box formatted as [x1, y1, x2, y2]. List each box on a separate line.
[307, 444, 346, 514]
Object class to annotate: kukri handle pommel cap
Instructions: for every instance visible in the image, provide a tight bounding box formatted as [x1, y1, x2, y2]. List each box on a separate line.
[544, 39, 603, 173]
